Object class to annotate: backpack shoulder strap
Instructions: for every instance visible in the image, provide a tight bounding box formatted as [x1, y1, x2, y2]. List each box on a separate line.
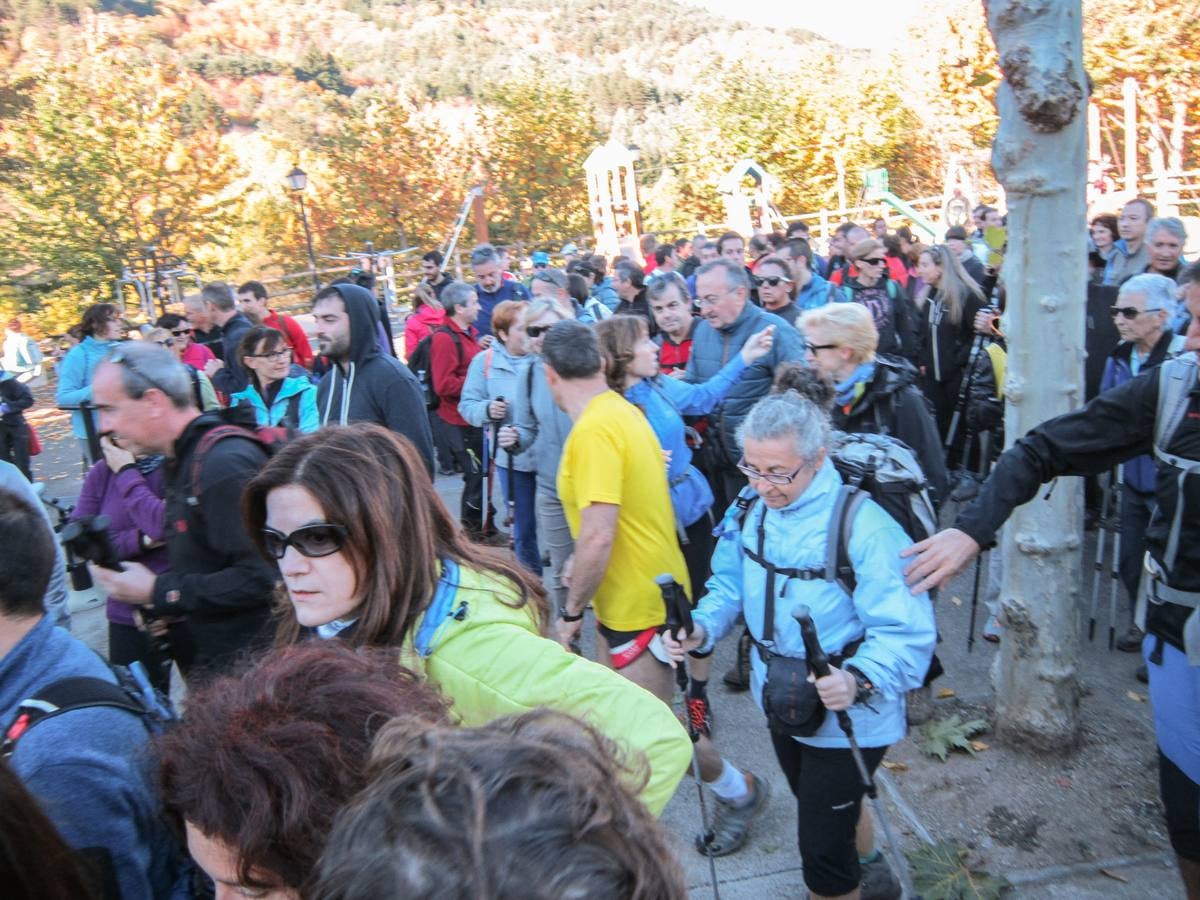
[1154, 356, 1198, 456]
[825, 484, 868, 596]
[840, 284, 854, 303]
[188, 424, 263, 504]
[2, 676, 142, 757]
[413, 559, 461, 657]
[886, 278, 898, 300]
[283, 392, 302, 429]
[188, 366, 202, 409]
[525, 358, 536, 407]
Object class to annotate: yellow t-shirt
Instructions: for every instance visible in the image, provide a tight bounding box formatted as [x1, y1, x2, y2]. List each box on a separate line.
[557, 390, 690, 631]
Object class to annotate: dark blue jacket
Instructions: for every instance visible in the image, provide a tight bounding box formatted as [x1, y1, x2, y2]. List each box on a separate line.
[473, 280, 530, 337]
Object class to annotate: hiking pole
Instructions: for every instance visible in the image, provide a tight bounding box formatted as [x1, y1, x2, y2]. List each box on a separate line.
[1088, 471, 1114, 642]
[1107, 468, 1124, 651]
[657, 574, 721, 900]
[966, 551, 983, 654]
[793, 605, 921, 900]
[944, 332, 984, 453]
[483, 400, 503, 536]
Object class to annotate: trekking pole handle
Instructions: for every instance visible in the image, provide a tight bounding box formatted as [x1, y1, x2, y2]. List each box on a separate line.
[657, 575, 692, 695]
[793, 605, 831, 678]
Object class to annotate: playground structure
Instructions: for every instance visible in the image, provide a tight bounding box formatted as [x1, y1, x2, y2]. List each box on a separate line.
[115, 246, 203, 320]
[717, 159, 789, 238]
[585, 140, 644, 260]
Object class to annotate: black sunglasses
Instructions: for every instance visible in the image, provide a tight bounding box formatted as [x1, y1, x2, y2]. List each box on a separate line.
[526, 324, 553, 339]
[533, 263, 548, 270]
[262, 524, 349, 559]
[858, 257, 886, 267]
[805, 341, 838, 353]
[1109, 306, 1148, 320]
[755, 275, 793, 288]
[171, 328, 192, 336]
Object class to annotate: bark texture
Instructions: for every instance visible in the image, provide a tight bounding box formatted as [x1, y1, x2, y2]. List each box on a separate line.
[986, 0, 1087, 752]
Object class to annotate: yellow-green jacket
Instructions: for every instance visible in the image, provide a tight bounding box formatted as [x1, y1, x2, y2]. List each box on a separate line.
[399, 559, 691, 815]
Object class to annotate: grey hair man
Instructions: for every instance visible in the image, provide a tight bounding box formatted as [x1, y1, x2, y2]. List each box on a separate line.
[87, 342, 275, 679]
[544, 319, 769, 859]
[470, 243, 530, 337]
[1145, 217, 1189, 283]
[200, 282, 254, 394]
[687, 259, 806, 512]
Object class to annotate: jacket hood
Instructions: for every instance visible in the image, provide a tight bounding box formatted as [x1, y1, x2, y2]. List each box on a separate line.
[330, 283, 382, 365]
[861, 354, 919, 400]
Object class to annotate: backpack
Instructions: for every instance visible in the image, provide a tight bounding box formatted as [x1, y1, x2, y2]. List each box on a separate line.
[731, 430, 937, 595]
[2, 661, 176, 759]
[407, 326, 462, 411]
[584, 295, 613, 321]
[186, 405, 293, 512]
[1151, 353, 1200, 571]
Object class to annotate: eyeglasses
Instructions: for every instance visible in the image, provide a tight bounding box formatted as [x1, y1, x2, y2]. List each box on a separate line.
[248, 348, 292, 361]
[857, 257, 886, 267]
[804, 341, 838, 354]
[1109, 306, 1149, 320]
[152, 338, 176, 348]
[736, 457, 810, 485]
[755, 275, 793, 288]
[526, 324, 553, 339]
[262, 524, 349, 559]
[533, 263, 548, 270]
[171, 328, 192, 337]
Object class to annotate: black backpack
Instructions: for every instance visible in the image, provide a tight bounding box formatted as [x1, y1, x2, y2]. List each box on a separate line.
[407, 326, 462, 411]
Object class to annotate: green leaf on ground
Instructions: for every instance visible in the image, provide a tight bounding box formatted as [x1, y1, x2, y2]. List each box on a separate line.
[919, 715, 989, 761]
[908, 841, 1009, 899]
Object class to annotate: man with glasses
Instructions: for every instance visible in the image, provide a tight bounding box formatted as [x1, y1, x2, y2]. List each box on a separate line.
[1100, 274, 1188, 656]
[470, 243, 530, 338]
[687, 258, 805, 514]
[235, 281, 315, 371]
[86, 342, 276, 680]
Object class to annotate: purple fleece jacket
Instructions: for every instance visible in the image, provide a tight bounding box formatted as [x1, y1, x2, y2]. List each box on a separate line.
[71, 461, 170, 626]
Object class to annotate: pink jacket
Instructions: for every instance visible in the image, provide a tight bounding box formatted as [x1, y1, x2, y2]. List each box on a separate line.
[404, 305, 445, 359]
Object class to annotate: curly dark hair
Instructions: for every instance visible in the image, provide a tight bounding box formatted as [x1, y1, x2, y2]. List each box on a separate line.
[771, 361, 836, 411]
[157, 643, 450, 895]
[314, 709, 687, 900]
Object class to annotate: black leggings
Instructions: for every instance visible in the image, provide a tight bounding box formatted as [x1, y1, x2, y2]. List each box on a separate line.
[770, 733, 887, 897]
[1161, 750, 1200, 862]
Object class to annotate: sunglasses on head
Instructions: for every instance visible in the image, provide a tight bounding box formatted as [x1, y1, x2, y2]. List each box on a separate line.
[526, 324, 553, 339]
[262, 523, 349, 560]
[755, 275, 793, 288]
[1110, 305, 1157, 320]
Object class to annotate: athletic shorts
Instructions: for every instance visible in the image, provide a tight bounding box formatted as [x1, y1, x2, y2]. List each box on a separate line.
[1161, 749, 1200, 862]
[770, 733, 888, 897]
[597, 622, 711, 668]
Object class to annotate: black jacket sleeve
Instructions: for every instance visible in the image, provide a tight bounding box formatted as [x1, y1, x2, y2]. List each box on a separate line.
[893, 282, 920, 363]
[894, 385, 950, 506]
[379, 364, 436, 476]
[152, 440, 275, 616]
[1, 378, 33, 415]
[955, 372, 1157, 547]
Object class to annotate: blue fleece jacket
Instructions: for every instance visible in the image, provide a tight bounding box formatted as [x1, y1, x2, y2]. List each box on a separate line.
[230, 375, 320, 432]
[55, 335, 117, 438]
[0, 617, 184, 898]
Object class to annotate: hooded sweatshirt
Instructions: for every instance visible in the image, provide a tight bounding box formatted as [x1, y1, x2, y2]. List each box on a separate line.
[316, 284, 435, 473]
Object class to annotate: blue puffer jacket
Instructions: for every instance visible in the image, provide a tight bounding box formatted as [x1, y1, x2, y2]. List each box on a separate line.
[685, 302, 806, 465]
[624, 355, 748, 527]
[55, 336, 117, 438]
[692, 460, 936, 749]
[230, 375, 319, 432]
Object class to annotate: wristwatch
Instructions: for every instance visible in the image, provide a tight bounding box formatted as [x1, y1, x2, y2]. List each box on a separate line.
[845, 665, 876, 705]
[558, 606, 584, 622]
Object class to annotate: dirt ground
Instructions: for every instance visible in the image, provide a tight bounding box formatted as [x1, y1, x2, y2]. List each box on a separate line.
[21, 379, 1183, 898]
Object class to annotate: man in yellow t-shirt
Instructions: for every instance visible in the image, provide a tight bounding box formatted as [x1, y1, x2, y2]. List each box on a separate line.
[543, 320, 767, 857]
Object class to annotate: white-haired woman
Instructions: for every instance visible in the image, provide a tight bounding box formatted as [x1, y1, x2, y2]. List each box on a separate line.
[664, 391, 935, 900]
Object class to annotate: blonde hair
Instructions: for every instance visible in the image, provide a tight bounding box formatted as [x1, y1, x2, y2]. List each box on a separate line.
[522, 298, 567, 326]
[800, 303, 878, 364]
[917, 244, 985, 326]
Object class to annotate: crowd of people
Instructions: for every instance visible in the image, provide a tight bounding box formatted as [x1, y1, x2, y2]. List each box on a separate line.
[2, 199, 1198, 900]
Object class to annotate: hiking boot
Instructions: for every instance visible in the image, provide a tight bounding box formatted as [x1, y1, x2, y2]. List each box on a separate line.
[695, 772, 770, 857]
[686, 695, 713, 737]
[722, 628, 752, 692]
[1115, 625, 1144, 653]
[1136, 663, 1149, 684]
[906, 685, 934, 726]
[860, 852, 901, 900]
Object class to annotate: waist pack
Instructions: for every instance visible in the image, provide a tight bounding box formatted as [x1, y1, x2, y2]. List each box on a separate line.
[762, 641, 861, 737]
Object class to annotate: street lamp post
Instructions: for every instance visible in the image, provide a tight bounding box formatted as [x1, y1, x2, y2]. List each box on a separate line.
[286, 165, 320, 292]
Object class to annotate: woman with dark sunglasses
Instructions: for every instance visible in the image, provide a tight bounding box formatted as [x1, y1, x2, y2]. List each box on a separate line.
[242, 424, 692, 817]
[837, 239, 918, 363]
[229, 326, 319, 432]
[753, 256, 800, 326]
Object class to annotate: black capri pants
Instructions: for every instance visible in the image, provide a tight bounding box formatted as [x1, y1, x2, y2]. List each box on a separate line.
[1161, 750, 1200, 862]
[770, 732, 888, 897]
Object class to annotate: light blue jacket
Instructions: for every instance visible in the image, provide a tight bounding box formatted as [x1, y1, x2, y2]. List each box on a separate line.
[624, 355, 748, 527]
[592, 279, 620, 312]
[693, 460, 936, 749]
[459, 342, 535, 473]
[55, 336, 117, 438]
[511, 355, 574, 495]
[230, 375, 319, 432]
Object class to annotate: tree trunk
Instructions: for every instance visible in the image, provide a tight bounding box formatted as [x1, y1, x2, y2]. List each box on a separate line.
[985, 0, 1087, 753]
